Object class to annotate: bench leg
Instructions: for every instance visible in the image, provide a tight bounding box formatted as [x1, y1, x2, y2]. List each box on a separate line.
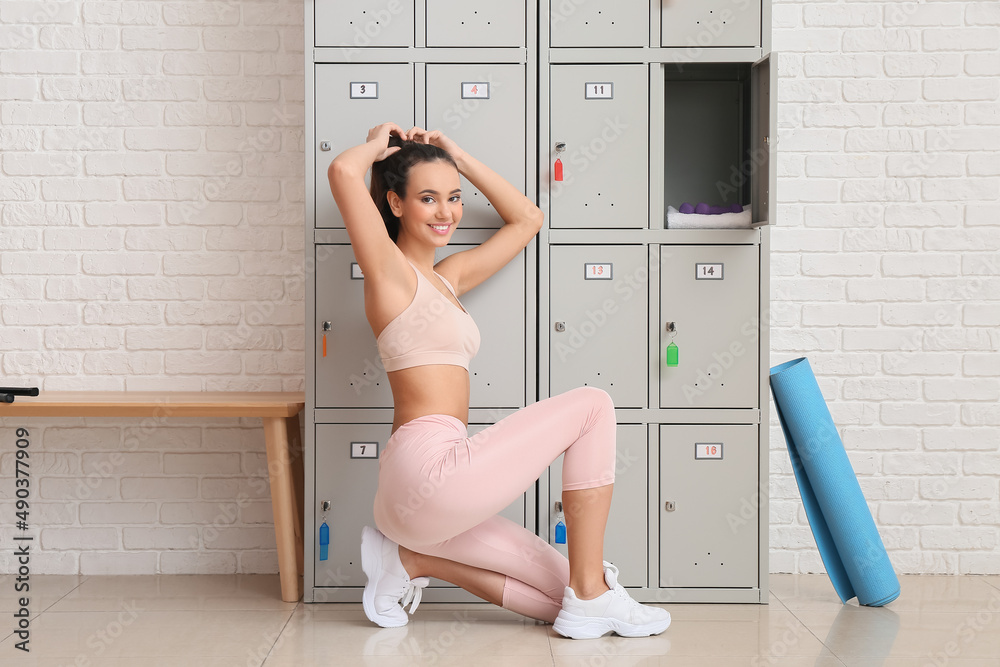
[263, 416, 303, 603]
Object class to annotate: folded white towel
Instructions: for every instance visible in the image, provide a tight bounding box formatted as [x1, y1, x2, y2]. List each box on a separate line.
[666, 204, 753, 229]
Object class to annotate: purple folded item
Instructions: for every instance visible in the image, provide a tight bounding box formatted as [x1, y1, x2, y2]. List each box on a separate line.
[677, 202, 747, 216]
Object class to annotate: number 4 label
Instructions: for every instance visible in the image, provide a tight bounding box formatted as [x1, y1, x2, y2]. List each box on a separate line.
[350, 442, 379, 459]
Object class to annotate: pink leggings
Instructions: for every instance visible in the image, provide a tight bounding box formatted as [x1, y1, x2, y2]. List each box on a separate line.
[373, 386, 617, 623]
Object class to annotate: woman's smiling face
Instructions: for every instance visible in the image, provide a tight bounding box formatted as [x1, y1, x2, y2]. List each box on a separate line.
[389, 160, 463, 245]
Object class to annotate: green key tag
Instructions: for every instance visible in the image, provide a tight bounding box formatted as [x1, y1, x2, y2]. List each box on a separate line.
[666, 341, 679, 367]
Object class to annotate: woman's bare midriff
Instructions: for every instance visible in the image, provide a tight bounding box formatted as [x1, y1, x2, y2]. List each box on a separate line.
[388, 364, 470, 435]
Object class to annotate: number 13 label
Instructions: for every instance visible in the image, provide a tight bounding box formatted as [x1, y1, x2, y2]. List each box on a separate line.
[584, 82, 613, 99]
[584, 263, 612, 279]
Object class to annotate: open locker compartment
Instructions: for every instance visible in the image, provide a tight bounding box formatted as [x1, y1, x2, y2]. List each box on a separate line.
[662, 54, 774, 229]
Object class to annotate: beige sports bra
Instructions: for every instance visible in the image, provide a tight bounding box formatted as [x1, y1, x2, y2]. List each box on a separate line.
[375, 260, 481, 372]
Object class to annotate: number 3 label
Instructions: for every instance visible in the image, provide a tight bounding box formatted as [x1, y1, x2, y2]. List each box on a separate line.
[350, 82, 378, 99]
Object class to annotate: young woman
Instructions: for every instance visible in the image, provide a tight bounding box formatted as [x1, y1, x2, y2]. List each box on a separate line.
[327, 122, 671, 639]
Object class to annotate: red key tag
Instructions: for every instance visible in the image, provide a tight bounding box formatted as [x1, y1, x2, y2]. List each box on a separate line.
[554, 142, 566, 182]
[554, 158, 563, 182]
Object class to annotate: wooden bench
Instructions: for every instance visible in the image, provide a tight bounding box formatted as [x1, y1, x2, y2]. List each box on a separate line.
[2, 391, 306, 602]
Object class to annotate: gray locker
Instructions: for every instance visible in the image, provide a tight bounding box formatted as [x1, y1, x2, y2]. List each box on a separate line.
[314, 423, 387, 588]
[549, 65, 648, 229]
[659, 424, 758, 588]
[662, 0, 761, 48]
[314, 245, 393, 408]
[314, 423, 526, 589]
[426, 64, 526, 229]
[549, 245, 647, 408]
[436, 244, 526, 408]
[315, 64, 414, 229]
[550, 0, 648, 47]
[548, 424, 647, 587]
[315, 0, 414, 48]
[658, 244, 759, 409]
[426, 0, 525, 47]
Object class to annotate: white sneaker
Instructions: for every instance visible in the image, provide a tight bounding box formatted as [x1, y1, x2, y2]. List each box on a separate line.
[361, 525, 429, 627]
[553, 561, 672, 639]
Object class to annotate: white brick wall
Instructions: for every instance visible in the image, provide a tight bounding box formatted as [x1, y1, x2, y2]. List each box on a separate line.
[0, 0, 304, 576]
[1, 1, 997, 577]
[772, 0, 1000, 575]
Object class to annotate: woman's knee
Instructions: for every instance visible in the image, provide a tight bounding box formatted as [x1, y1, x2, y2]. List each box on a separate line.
[573, 385, 615, 417]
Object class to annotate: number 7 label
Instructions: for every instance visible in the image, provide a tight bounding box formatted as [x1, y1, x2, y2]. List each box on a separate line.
[350, 442, 379, 459]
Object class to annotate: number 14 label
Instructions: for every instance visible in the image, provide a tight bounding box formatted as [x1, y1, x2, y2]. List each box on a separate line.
[695, 263, 724, 280]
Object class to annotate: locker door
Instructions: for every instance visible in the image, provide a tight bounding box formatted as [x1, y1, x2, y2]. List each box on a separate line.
[426, 64, 526, 229]
[550, 0, 648, 47]
[659, 245, 759, 409]
[315, 246, 393, 408]
[549, 245, 646, 408]
[659, 424, 758, 588]
[315, 64, 414, 229]
[426, 0, 525, 47]
[315, 0, 414, 47]
[314, 423, 389, 588]
[751, 53, 775, 226]
[549, 65, 648, 229]
[548, 424, 648, 587]
[435, 245, 526, 408]
[661, 0, 762, 48]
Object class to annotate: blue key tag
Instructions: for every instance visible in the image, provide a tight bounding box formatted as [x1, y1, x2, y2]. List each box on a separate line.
[319, 521, 329, 561]
[555, 520, 566, 544]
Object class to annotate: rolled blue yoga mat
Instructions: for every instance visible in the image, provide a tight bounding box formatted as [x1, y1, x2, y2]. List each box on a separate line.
[769, 357, 900, 607]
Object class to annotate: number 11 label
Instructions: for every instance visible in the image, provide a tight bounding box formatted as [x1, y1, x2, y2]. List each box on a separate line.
[584, 82, 613, 99]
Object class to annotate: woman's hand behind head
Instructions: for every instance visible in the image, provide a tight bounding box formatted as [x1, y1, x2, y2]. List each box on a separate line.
[367, 122, 407, 162]
[406, 127, 466, 164]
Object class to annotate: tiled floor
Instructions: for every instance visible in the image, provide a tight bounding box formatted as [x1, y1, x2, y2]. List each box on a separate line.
[2, 574, 1000, 666]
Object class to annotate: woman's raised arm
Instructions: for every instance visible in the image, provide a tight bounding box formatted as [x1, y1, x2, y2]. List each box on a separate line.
[327, 123, 406, 280]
